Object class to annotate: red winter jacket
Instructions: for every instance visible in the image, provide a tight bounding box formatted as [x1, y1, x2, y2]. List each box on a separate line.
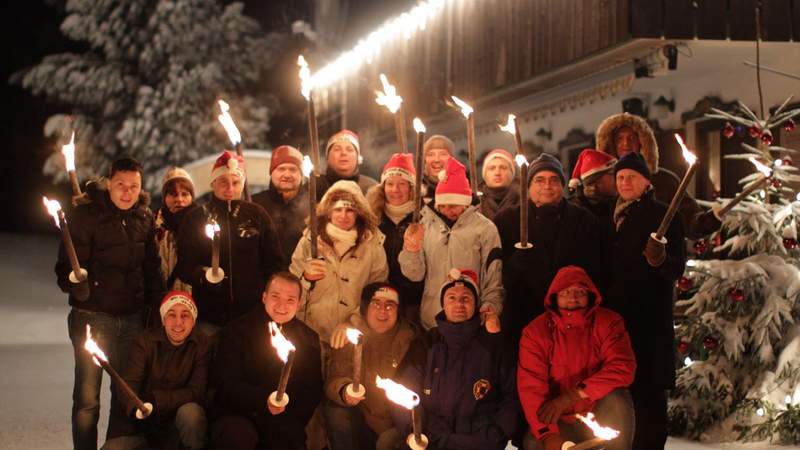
[517, 265, 636, 440]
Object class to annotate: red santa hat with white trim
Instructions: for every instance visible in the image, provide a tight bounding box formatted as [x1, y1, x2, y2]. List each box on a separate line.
[210, 150, 246, 185]
[435, 157, 472, 206]
[159, 291, 198, 320]
[381, 153, 416, 185]
[439, 268, 480, 305]
[569, 148, 617, 190]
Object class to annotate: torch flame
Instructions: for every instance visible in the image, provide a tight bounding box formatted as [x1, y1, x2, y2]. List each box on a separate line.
[217, 100, 242, 147]
[62, 131, 76, 172]
[375, 73, 403, 114]
[268, 321, 296, 363]
[673, 134, 697, 166]
[345, 328, 362, 345]
[450, 95, 473, 118]
[302, 155, 314, 178]
[412, 117, 426, 133]
[204, 220, 220, 239]
[499, 114, 517, 135]
[84, 325, 108, 367]
[748, 157, 773, 177]
[42, 196, 62, 228]
[375, 375, 420, 410]
[515, 154, 527, 168]
[298, 55, 312, 100]
[576, 412, 620, 441]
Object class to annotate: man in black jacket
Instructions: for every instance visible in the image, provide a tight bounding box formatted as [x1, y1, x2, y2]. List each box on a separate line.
[211, 272, 322, 450]
[176, 151, 285, 336]
[605, 152, 686, 450]
[252, 145, 309, 264]
[55, 157, 165, 450]
[103, 291, 210, 450]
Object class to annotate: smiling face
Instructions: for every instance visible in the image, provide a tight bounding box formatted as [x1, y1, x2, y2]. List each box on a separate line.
[613, 126, 641, 158]
[442, 284, 476, 323]
[425, 148, 450, 178]
[366, 296, 399, 334]
[271, 163, 302, 193]
[384, 175, 412, 206]
[556, 283, 589, 310]
[528, 170, 564, 207]
[162, 303, 195, 346]
[616, 168, 650, 201]
[107, 170, 142, 210]
[263, 276, 300, 324]
[211, 173, 243, 201]
[330, 206, 357, 231]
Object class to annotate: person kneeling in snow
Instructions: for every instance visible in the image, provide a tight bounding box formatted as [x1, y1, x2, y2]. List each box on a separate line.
[517, 266, 636, 450]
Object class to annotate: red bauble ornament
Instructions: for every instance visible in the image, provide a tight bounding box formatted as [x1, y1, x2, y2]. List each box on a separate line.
[677, 341, 690, 354]
[703, 336, 719, 350]
[783, 238, 798, 250]
[772, 179, 782, 189]
[728, 287, 745, 302]
[783, 156, 793, 166]
[761, 130, 774, 146]
[749, 125, 762, 138]
[722, 122, 735, 139]
[693, 240, 708, 254]
[678, 276, 693, 292]
[785, 119, 796, 132]
[714, 233, 722, 247]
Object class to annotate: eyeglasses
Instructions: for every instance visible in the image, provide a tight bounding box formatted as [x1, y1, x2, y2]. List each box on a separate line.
[558, 288, 588, 298]
[369, 300, 398, 312]
[531, 176, 562, 186]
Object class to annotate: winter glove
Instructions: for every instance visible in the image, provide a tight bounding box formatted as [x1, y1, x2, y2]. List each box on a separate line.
[303, 258, 326, 282]
[403, 223, 425, 253]
[643, 233, 667, 267]
[537, 388, 583, 424]
[480, 304, 501, 334]
[543, 434, 566, 450]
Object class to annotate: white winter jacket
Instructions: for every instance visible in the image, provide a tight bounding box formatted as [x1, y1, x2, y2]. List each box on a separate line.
[399, 205, 504, 329]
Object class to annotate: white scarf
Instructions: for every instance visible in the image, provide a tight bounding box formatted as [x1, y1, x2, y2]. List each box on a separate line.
[384, 201, 414, 225]
[325, 222, 359, 256]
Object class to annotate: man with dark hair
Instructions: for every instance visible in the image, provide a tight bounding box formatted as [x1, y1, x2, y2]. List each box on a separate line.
[212, 271, 322, 450]
[55, 156, 164, 450]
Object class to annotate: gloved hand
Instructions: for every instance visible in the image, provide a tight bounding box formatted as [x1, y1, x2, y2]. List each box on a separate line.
[403, 223, 425, 252]
[303, 258, 326, 282]
[537, 388, 583, 424]
[480, 305, 501, 334]
[543, 433, 566, 450]
[644, 233, 667, 267]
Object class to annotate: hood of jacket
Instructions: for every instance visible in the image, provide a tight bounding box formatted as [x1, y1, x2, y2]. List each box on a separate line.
[595, 113, 658, 174]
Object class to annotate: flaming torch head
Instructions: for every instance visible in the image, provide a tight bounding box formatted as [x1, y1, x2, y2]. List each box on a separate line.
[62, 131, 76, 172]
[499, 114, 517, 136]
[268, 321, 296, 363]
[375, 73, 402, 114]
[450, 96, 474, 119]
[345, 328, 362, 345]
[673, 134, 697, 166]
[298, 55, 312, 100]
[375, 375, 420, 410]
[84, 324, 108, 367]
[412, 117, 426, 134]
[42, 196, 62, 228]
[204, 220, 220, 239]
[576, 412, 620, 441]
[302, 155, 314, 178]
[217, 99, 242, 147]
[749, 157, 773, 177]
[515, 154, 527, 168]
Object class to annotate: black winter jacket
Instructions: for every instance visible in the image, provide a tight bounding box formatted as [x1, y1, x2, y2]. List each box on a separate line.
[251, 183, 309, 266]
[176, 196, 284, 326]
[55, 181, 164, 315]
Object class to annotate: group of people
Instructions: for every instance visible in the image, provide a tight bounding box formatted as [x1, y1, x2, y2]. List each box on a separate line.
[54, 113, 723, 450]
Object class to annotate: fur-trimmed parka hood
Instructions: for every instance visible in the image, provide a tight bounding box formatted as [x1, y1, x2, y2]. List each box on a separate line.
[317, 180, 379, 232]
[595, 113, 659, 173]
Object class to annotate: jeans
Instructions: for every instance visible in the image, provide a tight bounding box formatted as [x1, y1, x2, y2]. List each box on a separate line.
[322, 400, 403, 450]
[68, 308, 143, 450]
[101, 402, 207, 450]
[523, 388, 635, 450]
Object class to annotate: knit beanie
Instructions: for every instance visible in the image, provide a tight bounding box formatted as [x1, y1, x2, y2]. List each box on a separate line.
[423, 135, 455, 156]
[270, 145, 303, 174]
[161, 167, 195, 199]
[527, 153, 565, 187]
[481, 148, 516, 181]
[614, 152, 651, 180]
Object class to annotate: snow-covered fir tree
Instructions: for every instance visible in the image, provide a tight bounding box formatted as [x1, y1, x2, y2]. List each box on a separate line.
[668, 99, 800, 444]
[14, 0, 287, 190]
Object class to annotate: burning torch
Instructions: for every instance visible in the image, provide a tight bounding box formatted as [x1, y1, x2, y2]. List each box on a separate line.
[718, 157, 773, 216]
[61, 131, 82, 198]
[375, 73, 408, 153]
[217, 99, 250, 202]
[500, 115, 532, 249]
[376, 375, 428, 449]
[412, 117, 426, 223]
[268, 321, 296, 409]
[450, 96, 478, 196]
[561, 412, 620, 450]
[345, 328, 366, 399]
[43, 196, 89, 301]
[204, 220, 224, 284]
[654, 134, 698, 240]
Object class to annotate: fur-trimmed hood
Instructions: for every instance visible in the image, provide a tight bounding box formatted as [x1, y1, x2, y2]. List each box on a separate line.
[317, 180, 379, 232]
[366, 183, 387, 219]
[595, 113, 659, 173]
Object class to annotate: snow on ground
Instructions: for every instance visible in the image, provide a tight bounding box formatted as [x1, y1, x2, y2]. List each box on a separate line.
[0, 233, 797, 450]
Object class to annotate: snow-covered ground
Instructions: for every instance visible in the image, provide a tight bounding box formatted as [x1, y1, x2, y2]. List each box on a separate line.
[0, 233, 796, 450]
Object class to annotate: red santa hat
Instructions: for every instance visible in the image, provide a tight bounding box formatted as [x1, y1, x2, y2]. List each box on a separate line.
[325, 129, 360, 158]
[435, 157, 472, 206]
[569, 148, 617, 189]
[210, 150, 246, 184]
[159, 291, 198, 321]
[439, 268, 479, 306]
[381, 153, 416, 185]
[481, 148, 516, 180]
[270, 145, 303, 173]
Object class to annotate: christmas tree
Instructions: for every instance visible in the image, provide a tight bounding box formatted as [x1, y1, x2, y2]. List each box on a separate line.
[668, 98, 800, 443]
[12, 0, 287, 190]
